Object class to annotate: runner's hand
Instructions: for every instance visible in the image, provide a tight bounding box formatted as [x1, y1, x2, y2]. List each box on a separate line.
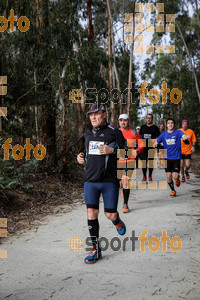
[182, 134, 188, 141]
[191, 146, 195, 153]
[131, 149, 138, 158]
[153, 141, 158, 148]
[99, 145, 114, 155]
[77, 152, 85, 165]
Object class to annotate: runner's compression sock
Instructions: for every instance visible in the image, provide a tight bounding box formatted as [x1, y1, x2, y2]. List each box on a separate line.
[142, 168, 147, 177]
[123, 188, 130, 205]
[168, 181, 175, 191]
[149, 168, 153, 177]
[88, 219, 99, 249]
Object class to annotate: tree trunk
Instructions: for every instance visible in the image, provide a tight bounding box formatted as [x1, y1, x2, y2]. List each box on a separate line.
[107, 0, 121, 125]
[34, 71, 39, 144]
[107, 0, 115, 125]
[87, 0, 94, 42]
[57, 66, 67, 169]
[127, 43, 133, 115]
[36, 0, 57, 165]
[127, 1, 135, 116]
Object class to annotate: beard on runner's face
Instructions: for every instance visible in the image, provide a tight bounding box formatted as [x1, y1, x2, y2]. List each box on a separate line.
[119, 119, 129, 129]
[89, 111, 106, 127]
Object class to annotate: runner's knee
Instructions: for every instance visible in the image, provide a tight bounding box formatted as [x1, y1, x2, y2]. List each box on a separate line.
[87, 207, 99, 219]
[167, 174, 172, 182]
[173, 172, 179, 180]
[185, 160, 190, 169]
[105, 211, 117, 221]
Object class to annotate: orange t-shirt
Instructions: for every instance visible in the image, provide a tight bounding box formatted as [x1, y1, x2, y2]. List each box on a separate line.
[119, 128, 144, 162]
[179, 128, 196, 155]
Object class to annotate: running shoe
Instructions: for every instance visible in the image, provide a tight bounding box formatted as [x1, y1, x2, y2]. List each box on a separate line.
[142, 176, 147, 181]
[84, 248, 102, 264]
[122, 204, 129, 213]
[181, 176, 185, 182]
[149, 176, 152, 181]
[185, 171, 190, 179]
[170, 191, 176, 197]
[121, 190, 124, 198]
[175, 180, 180, 187]
[113, 219, 126, 235]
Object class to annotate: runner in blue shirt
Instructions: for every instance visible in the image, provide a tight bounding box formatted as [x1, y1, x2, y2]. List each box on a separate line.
[155, 118, 189, 197]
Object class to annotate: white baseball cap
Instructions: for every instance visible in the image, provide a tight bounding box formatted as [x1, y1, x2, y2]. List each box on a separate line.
[118, 113, 129, 120]
[136, 126, 141, 130]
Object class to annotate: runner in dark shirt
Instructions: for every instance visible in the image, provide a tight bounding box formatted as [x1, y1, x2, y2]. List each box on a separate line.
[139, 114, 160, 181]
[77, 104, 127, 264]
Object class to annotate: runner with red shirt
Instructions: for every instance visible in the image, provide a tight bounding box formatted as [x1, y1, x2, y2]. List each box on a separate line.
[118, 114, 144, 213]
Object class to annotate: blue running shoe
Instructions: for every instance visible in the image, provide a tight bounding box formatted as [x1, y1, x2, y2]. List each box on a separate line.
[84, 248, 102, 264]
[113, 219, 126, 235]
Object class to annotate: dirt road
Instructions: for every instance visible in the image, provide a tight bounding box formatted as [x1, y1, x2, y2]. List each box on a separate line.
[0, 168, 200, 300]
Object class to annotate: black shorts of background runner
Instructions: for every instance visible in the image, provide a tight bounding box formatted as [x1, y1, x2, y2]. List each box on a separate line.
[181, 154, 191, 159]
[165, 159, 180, 173]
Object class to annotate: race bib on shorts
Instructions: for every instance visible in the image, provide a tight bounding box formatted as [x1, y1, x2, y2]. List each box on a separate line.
[144, 134, 151, 139]
[89, 141, 104, 155]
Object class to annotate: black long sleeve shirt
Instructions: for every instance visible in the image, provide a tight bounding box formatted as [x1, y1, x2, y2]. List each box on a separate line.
[84, 123, 127, 186]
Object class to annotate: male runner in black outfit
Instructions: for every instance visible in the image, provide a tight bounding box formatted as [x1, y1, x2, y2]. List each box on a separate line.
[77, 104, 127, 264]
[139, 114, 160, 181]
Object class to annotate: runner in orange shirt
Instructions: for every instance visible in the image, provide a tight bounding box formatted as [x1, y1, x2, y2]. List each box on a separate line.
[118, 114, 144, 213]
[179, 120, 196, 182]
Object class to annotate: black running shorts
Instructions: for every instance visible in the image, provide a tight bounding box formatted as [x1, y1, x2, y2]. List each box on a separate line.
[181, 154, 191, 159]
[165, 159, 180, 173]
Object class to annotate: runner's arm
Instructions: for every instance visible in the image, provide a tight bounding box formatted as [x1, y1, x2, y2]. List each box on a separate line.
[115, 128, 128, 150]
[99, 144, 115, 155]
[181, 134, 189, 144]
[77, 135, 86, 164]
[154, 134, 163, 148]
[136, 135, 145, 154]
[77, 152, 85, 165]
[191, 131, 196, 152]
[191, 143, 195, 152]
[100, 129, 127, 155]
[153, 141, 158, 148]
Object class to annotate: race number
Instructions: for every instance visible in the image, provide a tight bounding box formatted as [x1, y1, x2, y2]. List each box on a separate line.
[89, 141, 104, 155]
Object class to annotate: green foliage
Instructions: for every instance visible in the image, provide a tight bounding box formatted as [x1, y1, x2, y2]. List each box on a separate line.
[0, 158, 37, 191]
